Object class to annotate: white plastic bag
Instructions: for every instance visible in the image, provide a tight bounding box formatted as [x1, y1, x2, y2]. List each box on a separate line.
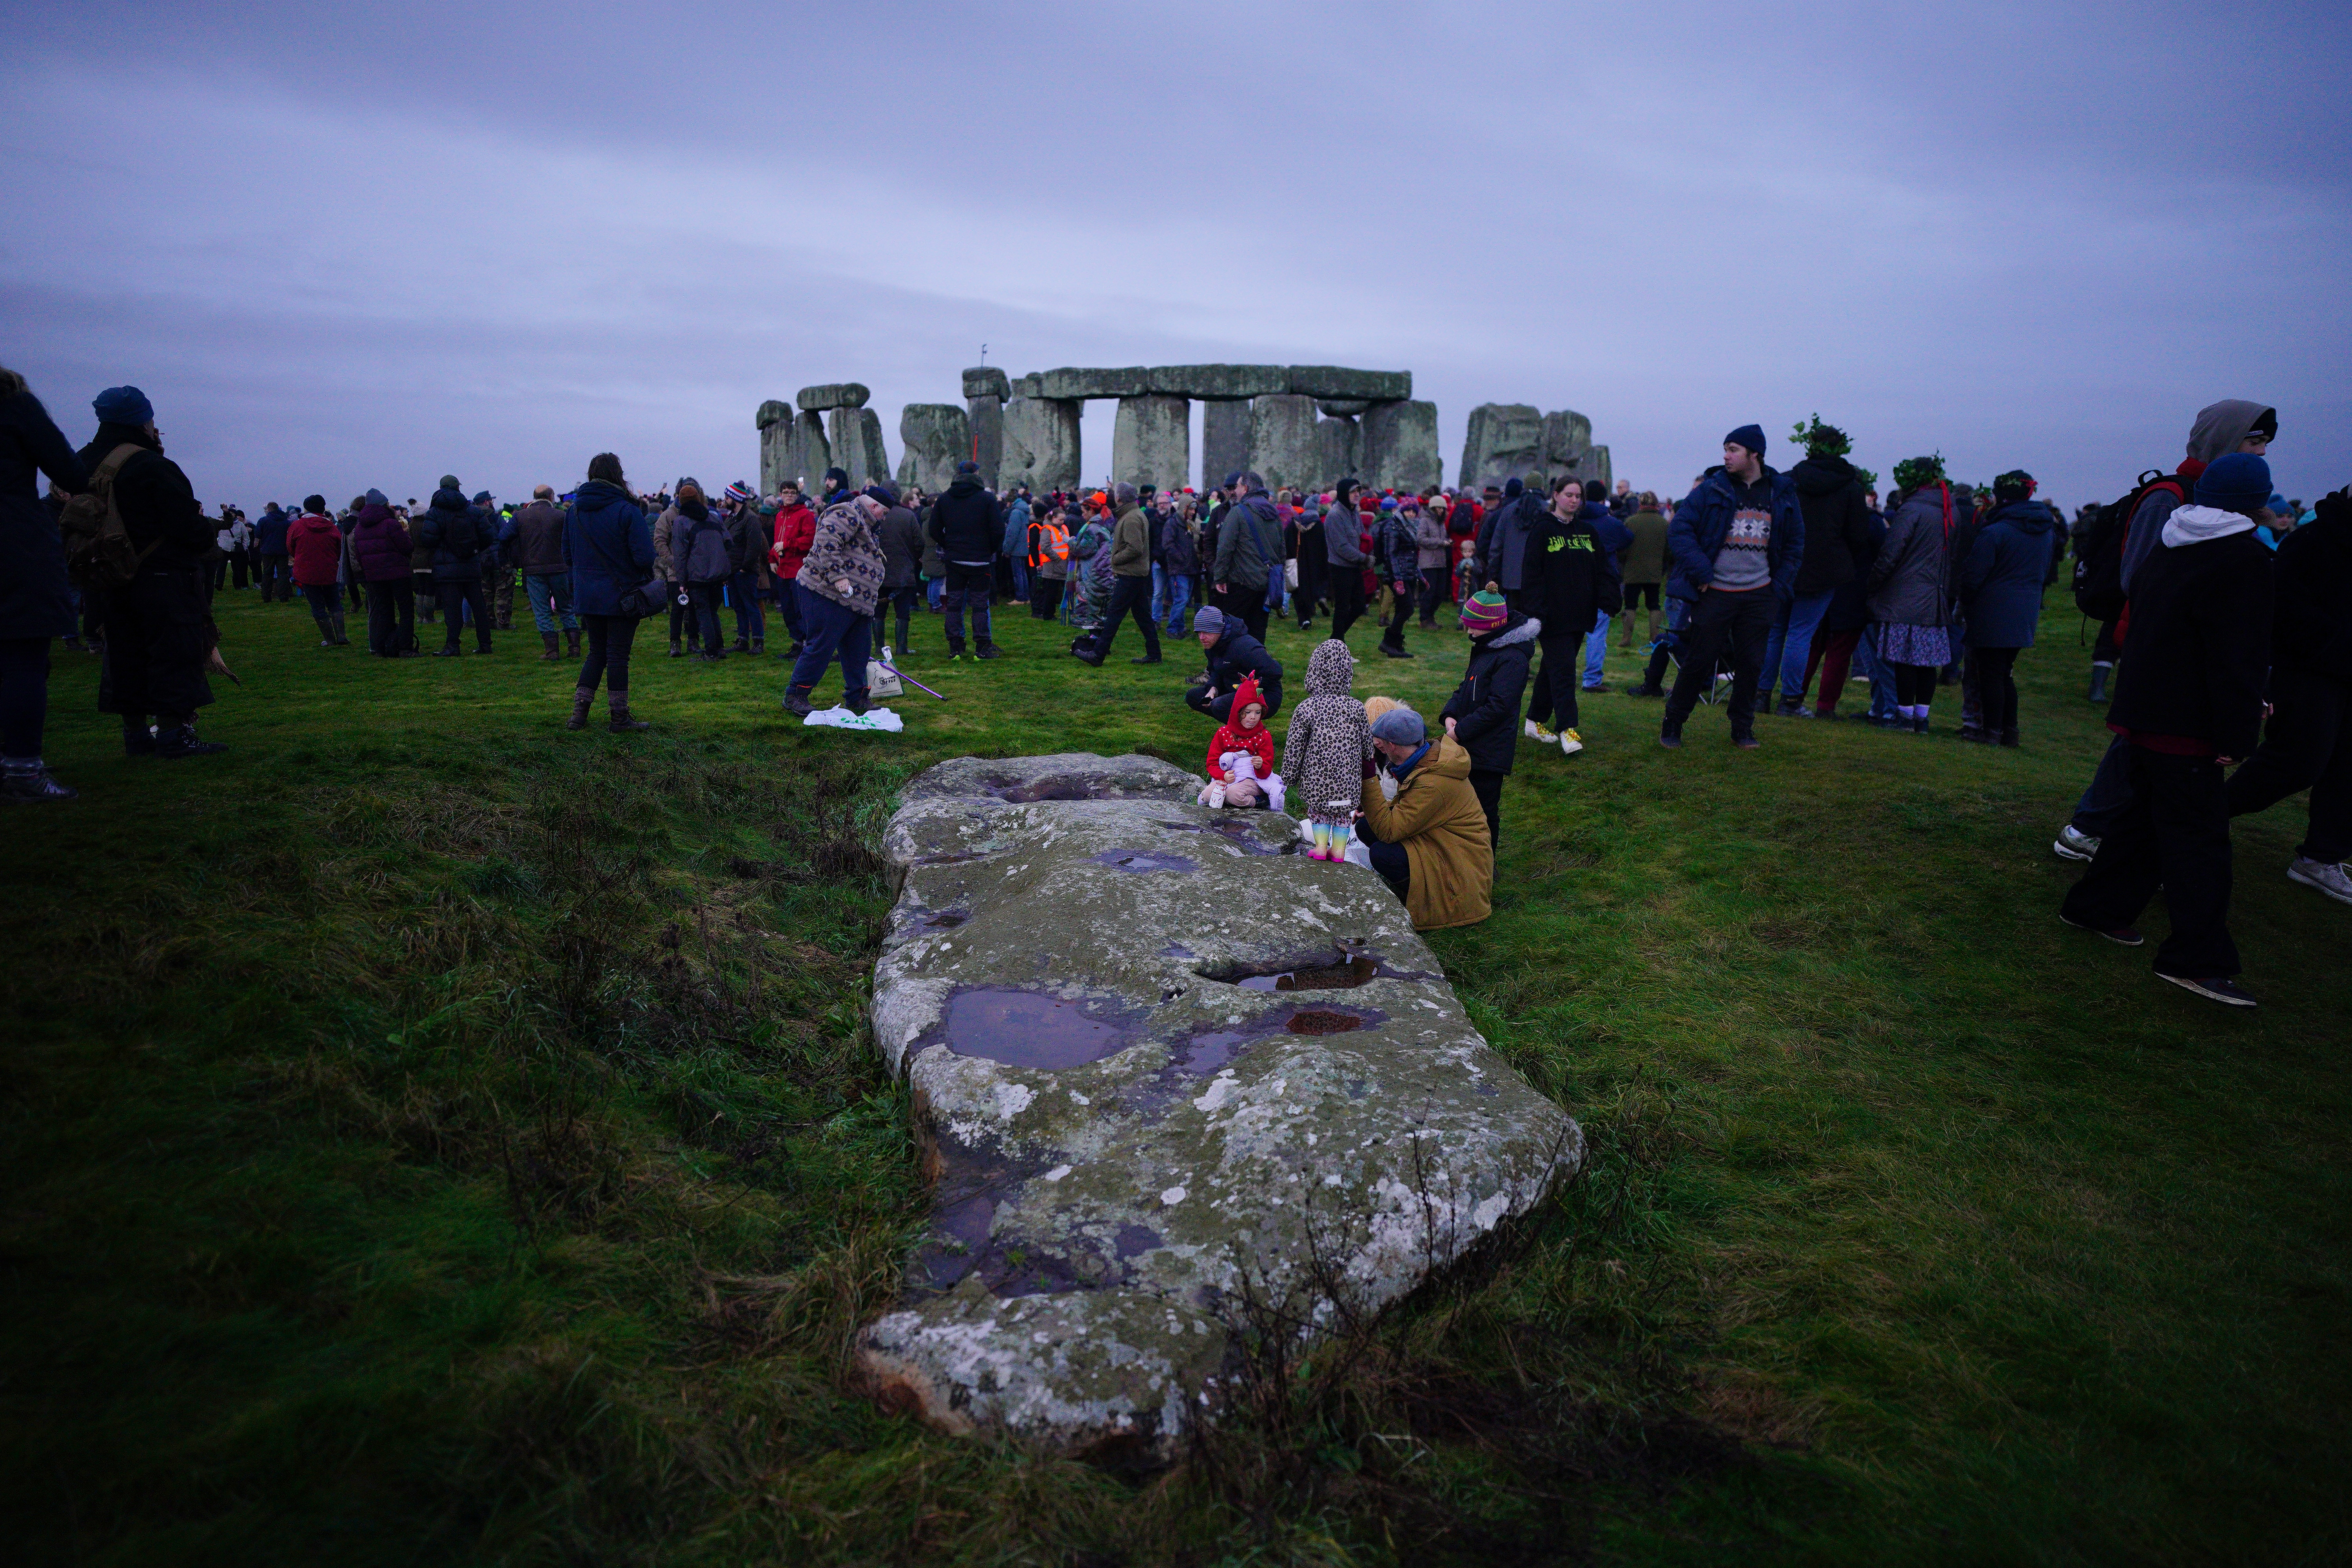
[804, 705, 904, 733]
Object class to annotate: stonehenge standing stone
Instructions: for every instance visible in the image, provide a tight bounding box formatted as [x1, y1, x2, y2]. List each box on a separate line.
[1583, 444, 1613, 491]
[1111, 394, 1191, 494]
[1248, 394, 1319, 495]
[1538, 409, 1595, 487]
[1459, 403, 1544, 492]
[760, 402, 833, 494]
[967, 397, 1004, 489]
[860, 753, 1580, 1458]
[1361, 400, 1443, 494]
[1314, 413, 1361, 490]
[1002, 396, 1082, 494]
[1201, 399, 1253, 490]
[898, 403, 972, 494]
[828, 405, 891, 491]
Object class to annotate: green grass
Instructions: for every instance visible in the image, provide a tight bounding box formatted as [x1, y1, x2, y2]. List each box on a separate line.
[3, 585, 2345, 1566]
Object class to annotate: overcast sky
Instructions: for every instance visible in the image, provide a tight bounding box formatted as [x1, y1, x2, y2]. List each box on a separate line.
[5, 0, 2346, 511]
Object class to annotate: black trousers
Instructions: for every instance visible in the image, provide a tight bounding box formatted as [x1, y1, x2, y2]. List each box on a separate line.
[1469, 767, 1504, 849]
[1417, 566, 1448, 625]
[2227, 663, 2352, 865]
[1294, 549, 1326, 621]
[1213, 584, 1269, 642]
[2062, 747, 2238, 977]
[99, 566, 212, 721]
[1526, 631, 1584, 731]
[577, 613, 640, 695]
[1329, 568, 1367, 641]
[300, 583, 342, 637]
[1663, 589, 1773, 734]
[885, 584, 919, 651]
[258, 556, 292, 601]
[1086, 575, 1161, 660]
[1378, 581, 1411, 652]
[943, 561, 995, 649]
[365, 578, 415, 655]
[438, 579, 491, 651]
[1029, 575, 1065, 619]
[1976, 646, 2021, 735]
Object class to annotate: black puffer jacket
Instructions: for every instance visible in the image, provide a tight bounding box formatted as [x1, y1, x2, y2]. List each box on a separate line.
[1439, 610, 1538, 773]
[2269, 495, 2350, 684]
[1788, 455, 1877, 595]
[1203, 628, 1285, 716]
[2106, 517, 2271, 757]
[0, 377, 87, 639]
[416, 487, 486, 581]
[926, 476, 999, 563]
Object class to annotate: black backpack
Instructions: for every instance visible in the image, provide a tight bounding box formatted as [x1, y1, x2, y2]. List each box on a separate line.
[2072, 470, 2187, 622]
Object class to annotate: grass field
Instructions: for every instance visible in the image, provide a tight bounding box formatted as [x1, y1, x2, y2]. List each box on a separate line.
[4, 581, 2345, 1566]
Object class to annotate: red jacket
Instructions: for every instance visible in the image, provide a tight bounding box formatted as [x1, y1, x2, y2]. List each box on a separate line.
[287, 512, 344, 586]
[771, 501, 816, 579]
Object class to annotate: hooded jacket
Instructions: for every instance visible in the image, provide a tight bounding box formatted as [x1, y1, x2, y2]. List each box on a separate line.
[286, 509, 343, 586]
[770, 498, 817, 580]
[927, 475, 999, 565]
[1866, 483, 1956, 627]
[415, 487, 486, 581]
[1960, 500, 2057, 648]
[2120, 399, 2276, 597]
[1439, 610, 1539, 773]
[1207, 673, 1278, 782]
[1619, 504, 1668, 586]
[564, 480, 656, 618]
[1160, 512, 1200, 575]
[1666, 466, 1805, 603]
[1278, 640, 1372, 823]
[1472, 486, 1547, 592]
[877, 503, 923, 590]
[1359, 735, 1493, 931]
[254, 505, 291, 556]
[1788, 454, 1877, 595]
[1202, 625, 1284, 716]
[1212, 490, 1283, 592]
[2105, 505, 2273, 757]
[1324, 487, 1368, 568]
[1000, 496, 1031, 560]
[1110, 505, 1154, 577]
[346, 502, 414, 583]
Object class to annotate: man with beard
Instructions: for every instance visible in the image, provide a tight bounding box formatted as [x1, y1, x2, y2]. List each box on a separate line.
[79, 386, 225, 758]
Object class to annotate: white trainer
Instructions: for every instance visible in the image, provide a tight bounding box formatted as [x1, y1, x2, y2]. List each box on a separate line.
[2053, 823, 2100, 862]
[1559, 728, 1584, 756]
[2287, 856, 2352, 905]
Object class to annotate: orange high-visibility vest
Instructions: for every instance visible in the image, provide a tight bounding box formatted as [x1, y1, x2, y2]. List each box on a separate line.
[1029, 520, 1069, 570]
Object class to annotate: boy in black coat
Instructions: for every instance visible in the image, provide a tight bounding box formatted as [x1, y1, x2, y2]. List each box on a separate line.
[1439, 589, 1537, 847]
[2060, 454, 2276, 1006]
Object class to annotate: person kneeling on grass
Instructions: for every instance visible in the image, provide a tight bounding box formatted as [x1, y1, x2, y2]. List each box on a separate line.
[1185, 605, 1285, 725]
[1354, 706, 1493, 930]
[1439, 588, 1536, 848]
[1200, 674, 1277, 809]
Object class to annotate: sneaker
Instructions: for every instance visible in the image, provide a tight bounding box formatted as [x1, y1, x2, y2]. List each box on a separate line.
[2158, 973, 2258, 1008]
[2286, 857, 2352, 905]
[1130, 655, 1163, 665]
[154, 726, 229, 760]
[1733, 734, 1761, 750]
[1, 768, 76, 802]
[2053, 824, 2101, 862]
[1659, 725, 1682, 750]
[1526, 720, 1557, 744]
[2060, 913, 2144, 946]
[975, 644, 1004, 661]
[1624, 682, 1664, 698]
[1559, 729, 1583, 756]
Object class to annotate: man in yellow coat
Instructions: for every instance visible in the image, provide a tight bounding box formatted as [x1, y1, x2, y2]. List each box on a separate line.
[1357, 705, 1494, 929]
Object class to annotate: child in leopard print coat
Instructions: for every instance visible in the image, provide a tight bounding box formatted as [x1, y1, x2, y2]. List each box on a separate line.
[1279, 639, 1372, 860]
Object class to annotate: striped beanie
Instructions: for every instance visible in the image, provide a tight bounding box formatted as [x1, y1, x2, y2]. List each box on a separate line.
[1459, 585, 1509, 633]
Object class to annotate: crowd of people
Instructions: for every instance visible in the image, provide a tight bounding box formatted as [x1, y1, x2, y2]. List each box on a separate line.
[0, 367, 2339, 1004]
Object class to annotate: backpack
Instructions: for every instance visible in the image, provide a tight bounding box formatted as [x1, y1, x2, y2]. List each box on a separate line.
[683, 516, 731, 582]
[57, 444, 152, 589]
[439, 507, 480, 562]
[2072, 470, 2186, 622]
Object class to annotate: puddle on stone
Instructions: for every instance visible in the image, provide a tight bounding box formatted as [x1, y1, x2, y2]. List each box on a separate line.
[1089, 849, 1199, 874]
[924, 912, 968, 929]
[1153, 818, 1290, 855]
[1114, 1223, 1163, 1259]
[1171, 1029, 1247, 1074]
[1238, 955, 1378, 992]
[1286, 1009, 1366, 1036]
[941, 988, 1129, 1069]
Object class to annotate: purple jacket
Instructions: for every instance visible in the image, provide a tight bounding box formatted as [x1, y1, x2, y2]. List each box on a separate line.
[347, 504, 414, 583]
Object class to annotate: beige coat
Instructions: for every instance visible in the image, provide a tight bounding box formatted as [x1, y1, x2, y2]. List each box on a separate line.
[1359, 735, 1492, 930]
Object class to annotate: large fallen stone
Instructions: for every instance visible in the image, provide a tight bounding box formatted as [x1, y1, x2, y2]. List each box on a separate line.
[1287, 366, 1411, 402]
[859, 753, 1580, 1458]
[1248, 394, 1320, 495]
[898, 403, 972, 494]
[1001, 396, 1082, 494]
[1112, 394, 1191, 494]
[798, 382, 871, 413]
[1201, 399, 1253, 489]
[1459, 403, 1543, 492]
[963, 366, 1011, 402]
[1149, 365, 1289, 401]
[1361, 400, 1443, 493]
[1035, 366, 1150, 401]
[828, 406, 891, 490]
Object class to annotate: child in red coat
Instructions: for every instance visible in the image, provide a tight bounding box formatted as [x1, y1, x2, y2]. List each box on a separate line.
[1200, 674, 1278, 808]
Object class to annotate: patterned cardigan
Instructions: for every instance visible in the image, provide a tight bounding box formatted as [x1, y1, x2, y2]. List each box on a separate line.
[798, 500, 886, 617]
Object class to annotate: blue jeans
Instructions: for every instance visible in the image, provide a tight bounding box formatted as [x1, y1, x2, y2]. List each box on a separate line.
[1763, 588, 1835, 699]
[926, 576, 945, 611]
[1862, 622, 1899, 719]
[1010, 559, 1029, 603]
[524, 571, 577, 633]
[788, 582, 870, 704]
[1161, 571, 1192, 633]
[729, 569, 765, 642]
[1582, 606, 1610, 688]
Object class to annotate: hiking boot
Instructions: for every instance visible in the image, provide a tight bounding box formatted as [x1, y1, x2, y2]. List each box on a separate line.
[2054, 824, 2100, 862]
[668, 638, 684, 657]
[565, 688, 593, 731]
[540, 632, 561, 661]
[2087, 663, 2112, 703]
[1379, 642, 1414, 659]
[564, 628, 581, 657]
[780, 687, 816, 718]
[430, 647, 461, 657]
[122, 724, 157, 757]
[1733, 733, 1761, 750]
[2158, 973, 2257, 1008]
[1071, 648, 1106, 668]
[1659, 722, 1683, 750]
[730, 637, 750, 653]
[1624, 682, 1665, 698]
[154, 726, 228, 759]
[1958, 727, 1996, 745]
[2287, 857, 2352, 905]
[607, 700, 651, 733]
[2060, 913, 2143, 946]
[749, 637, 764, 654]
[1, 766, 76, 802]
[1559, 728, 1584, 756]
[1814, 706, 1841, 720]
[1130, 654, 1163, 665]
[1911, 715, 1931, 735]
[975, 643, 1003, 661]
[2001, 726, 2021, 748]
[1775, 697, 1809, 718]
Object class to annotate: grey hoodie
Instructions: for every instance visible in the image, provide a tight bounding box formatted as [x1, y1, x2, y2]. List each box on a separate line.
[2120, 399, 2274, 593]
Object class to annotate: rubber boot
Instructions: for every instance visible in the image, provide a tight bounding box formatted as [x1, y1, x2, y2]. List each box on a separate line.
[2087, 663, 2111, 703]
[565, 626, 581, 658]
[565, 688, 593, 730]
[607, 694, 651, 732]
[2001, 724, 2021, 748]
[330, 608, 350, 646]
[540, 631, 561, 661]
